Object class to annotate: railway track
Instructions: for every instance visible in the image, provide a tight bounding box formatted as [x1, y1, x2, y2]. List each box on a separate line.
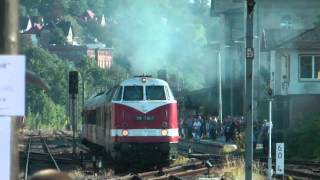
[107, 151, 241, 180]
[21, 130, 241, 179]
[24, 132, 61, 180]
[257, 157, 320, 179]
[284, 160, 320, 179]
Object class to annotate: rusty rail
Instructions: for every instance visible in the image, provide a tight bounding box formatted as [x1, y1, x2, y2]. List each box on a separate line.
[40, 134, 61, 171]
[24, 137, 32, 180]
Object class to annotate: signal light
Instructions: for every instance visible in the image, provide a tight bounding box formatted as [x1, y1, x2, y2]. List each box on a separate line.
[267, 88, 273, 96]
[247, 0, 256, 15]
[69, 71, 79, 94]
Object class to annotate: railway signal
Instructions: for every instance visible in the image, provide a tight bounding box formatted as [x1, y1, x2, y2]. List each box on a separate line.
[69, 70, 79, 154]
[247, 0, 256, 15]
[69, 71, 79, 95]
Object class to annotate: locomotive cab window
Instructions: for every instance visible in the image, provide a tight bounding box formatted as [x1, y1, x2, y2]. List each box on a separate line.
[123, 86, 143, 101]
[146, 86, 166, 100]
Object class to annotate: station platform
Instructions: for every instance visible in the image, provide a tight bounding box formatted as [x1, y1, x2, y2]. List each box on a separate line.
[178, 137, 238, 155]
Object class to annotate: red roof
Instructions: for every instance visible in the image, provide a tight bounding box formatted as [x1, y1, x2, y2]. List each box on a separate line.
[86, 10, 95, 19]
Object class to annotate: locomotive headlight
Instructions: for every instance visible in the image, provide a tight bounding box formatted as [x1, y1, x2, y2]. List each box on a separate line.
[122, 129, 129, 136]
[161, 129, 168, 136]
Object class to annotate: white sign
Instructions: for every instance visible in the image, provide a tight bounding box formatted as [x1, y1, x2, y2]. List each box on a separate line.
[0, 55, 25, 116]
[246, 47, 254, 59]
[0, 117, 12, 180]
[276, 143, 284, 175]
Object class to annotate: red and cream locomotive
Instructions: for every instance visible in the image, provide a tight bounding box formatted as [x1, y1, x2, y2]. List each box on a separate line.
[81, 75, 179, 165]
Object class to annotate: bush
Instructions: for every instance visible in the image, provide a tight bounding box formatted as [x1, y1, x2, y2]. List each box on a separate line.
[285, 113, 320, 160]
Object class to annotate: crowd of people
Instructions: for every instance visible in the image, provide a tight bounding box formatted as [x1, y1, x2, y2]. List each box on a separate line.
[179, 115, 272, 155]
[179, 115, 243, 143]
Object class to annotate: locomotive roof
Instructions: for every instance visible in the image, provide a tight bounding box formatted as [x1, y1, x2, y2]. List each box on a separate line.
[120, 77, 169, 86]
[83, 88, 114, 110]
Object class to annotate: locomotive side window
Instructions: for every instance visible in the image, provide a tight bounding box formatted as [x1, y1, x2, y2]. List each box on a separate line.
[112, 86, 123, 101]
[123, 86, 143, 101]
[165, 86, 175, 100]
[146, 86, 166, 100]
[87, 110, 96, 124]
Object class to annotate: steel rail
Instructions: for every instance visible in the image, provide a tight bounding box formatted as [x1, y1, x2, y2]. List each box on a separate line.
[257, 157, 320, 167]
[257, 158, 320, 179]
[285, 167, 320, 179]
[24, 137, 32, 180]
[40, 134, 61, 171]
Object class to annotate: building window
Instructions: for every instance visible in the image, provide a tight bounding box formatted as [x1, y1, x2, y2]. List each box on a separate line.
[299, 55, 320, 80]
[280, 15, 293, 29]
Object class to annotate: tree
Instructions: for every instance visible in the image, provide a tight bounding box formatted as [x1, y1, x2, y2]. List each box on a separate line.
[67, 0, 88, 17]
[25, 47, 72, 106]
[49, 28, 66, 45]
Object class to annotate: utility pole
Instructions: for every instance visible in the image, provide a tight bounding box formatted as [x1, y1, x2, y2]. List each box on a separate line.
[245, 0, 255, 180]
[0, 0, 20, 179]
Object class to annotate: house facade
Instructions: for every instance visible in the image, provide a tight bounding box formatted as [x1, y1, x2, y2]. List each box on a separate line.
[47, 45, 113, 69]
[212, 0, 320, 127]
[262, 28, 320, 127]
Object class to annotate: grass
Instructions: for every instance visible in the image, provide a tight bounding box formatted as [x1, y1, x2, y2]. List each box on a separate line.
[171, 155, 190, 166]
[217, 158, 266, 180]
[69, 168, 115, 180]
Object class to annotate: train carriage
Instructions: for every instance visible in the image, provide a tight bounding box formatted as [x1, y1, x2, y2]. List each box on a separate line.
[81, 76, 179, 166]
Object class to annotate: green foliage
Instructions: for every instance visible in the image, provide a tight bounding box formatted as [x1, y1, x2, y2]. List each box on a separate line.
[67, 0, 88, 17]
[76, 57, 128, 96]
[49, 28, 66, 45]
[25, 47, 72, 129]
[25, 46, 129, 129]
[26, 46, 71, 105]
[26, 90, 68, 129]
[84, 22, 113, 46]
[285, 113, 320, 160]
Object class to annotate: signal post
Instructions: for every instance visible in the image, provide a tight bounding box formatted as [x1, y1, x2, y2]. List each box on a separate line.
[69, 71, 79, 154]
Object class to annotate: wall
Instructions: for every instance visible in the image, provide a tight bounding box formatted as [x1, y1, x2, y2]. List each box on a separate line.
[258, 0, 320, 29]
[288, 95, 320, 126]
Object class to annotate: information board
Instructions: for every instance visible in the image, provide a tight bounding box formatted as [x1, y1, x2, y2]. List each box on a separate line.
[276, 143, 284, 175]
[0, 55, 25, 116]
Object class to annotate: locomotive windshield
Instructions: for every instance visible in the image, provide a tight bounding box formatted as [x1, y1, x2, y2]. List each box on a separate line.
[123, 86, 143, 101]
[146, 86, 166, 100]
